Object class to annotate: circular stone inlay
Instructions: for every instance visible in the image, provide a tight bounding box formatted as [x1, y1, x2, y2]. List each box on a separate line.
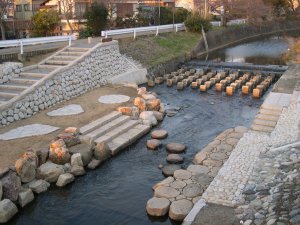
[98, 95, 130, 104]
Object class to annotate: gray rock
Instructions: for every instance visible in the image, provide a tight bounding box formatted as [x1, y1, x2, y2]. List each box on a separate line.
[187, 165, 210, 174]
[56, 173, 75, 187]
[182, 183, 203, 198]
[69, 143, 93, 166]
[146, 197, 170, 217]
[33, 148, 49, 166]
[290, 215, 300, 224]
[154, 186, 180, 199]
[87, 158, 101, 170]
[174, 169, 192, 180]
[71, 153, 83, 167]
[162, 164, 181, 177]
[70, 165, 85, 176]
[94, 142, 111, 162]
[166, 143, 186, 154]
[18, 189, 34, 207]
[167, 154, 184, 164]
[15, 157, 36, 183]
[147, 139, 162, 150]
[0, 199, 18, 223]
[169, 199, 193, 221]
[0, 170, 21, 201]
[27, 179, 50, 194]
[36, 161, 65, 183]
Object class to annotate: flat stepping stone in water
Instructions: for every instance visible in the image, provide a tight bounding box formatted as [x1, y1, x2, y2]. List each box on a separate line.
[0, 124, 59, 140]
[187, 165, 210, 174]
[162, 164, 181, 177]
[98, 95, 130, 104]
[166, 143, 186, 153]
[151, 130, 168, 139]
[182, 183, 203, 198]
[154, 186, 180, 199]
[167, 154, 184, 164]
[147, 139, 162, 150]
[169, 199, 194, 221]
[47, 104, 84, 116]
[191, 174, 213, 187]
[146, 197, 170, 217]
[170, 180, 187, 189]
[173, 169, 192, 180]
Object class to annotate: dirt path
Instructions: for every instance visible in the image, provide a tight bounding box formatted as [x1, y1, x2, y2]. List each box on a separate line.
[0, 85, 137, 170]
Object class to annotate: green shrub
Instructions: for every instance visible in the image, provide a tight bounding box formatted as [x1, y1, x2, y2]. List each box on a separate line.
[184, 13, 212, 33]
[32, 10, 60, 37]
[85, 2, 108, 36]
[175, 8, 190, 23]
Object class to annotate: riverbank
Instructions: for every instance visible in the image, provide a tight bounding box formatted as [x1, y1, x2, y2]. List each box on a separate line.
[286, 38, 300, 64]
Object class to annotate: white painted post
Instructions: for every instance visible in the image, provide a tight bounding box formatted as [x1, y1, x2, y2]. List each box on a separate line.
[134, 29, 136, 39]
[20, 40, 23, 54]
[175, 24, 178, 32]
[68, 36, 72, 46]
[105, 32, 108, 38]
[156, 26, 159, 36]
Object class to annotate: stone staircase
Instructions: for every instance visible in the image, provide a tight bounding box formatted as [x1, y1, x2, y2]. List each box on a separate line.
[0, 47, 90, 105]
[251, 104, 282, 133]
[80, 111, 151, 155]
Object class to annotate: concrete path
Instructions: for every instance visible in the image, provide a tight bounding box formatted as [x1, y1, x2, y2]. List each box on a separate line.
[47, 104, 84, 117]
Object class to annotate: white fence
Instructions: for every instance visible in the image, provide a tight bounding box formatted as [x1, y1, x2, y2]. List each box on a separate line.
[211, 19, 247, 27]
[0, 35, 76, 54]
[101, 23, 186, 39]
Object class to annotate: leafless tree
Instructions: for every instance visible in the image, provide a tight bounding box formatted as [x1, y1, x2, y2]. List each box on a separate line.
[59, 0, 75, 33]
[0, 0, 13, 40]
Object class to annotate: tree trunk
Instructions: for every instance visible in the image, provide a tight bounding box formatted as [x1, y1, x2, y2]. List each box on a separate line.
[0, 20, 6, 40]
[66, 18, 74, 34]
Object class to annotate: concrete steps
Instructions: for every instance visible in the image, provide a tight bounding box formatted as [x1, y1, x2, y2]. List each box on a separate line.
[251, 124, 274, 133]
[19, 72, 47, 78]
[45, 60, 72, 66]
[80, 111, 151, 155]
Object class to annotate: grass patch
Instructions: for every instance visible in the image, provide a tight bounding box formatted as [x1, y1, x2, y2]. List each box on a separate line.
[118, 31, 200, 67]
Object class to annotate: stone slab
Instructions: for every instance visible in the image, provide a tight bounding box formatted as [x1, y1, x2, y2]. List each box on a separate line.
[47, 104, 84, 117]
[98, 95, 130, 104]
[0, 124, 59, 140]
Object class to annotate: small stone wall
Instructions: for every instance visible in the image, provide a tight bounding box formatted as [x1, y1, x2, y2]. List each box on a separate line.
[0, 42, 135, 127]
[0, 62, 23, 84]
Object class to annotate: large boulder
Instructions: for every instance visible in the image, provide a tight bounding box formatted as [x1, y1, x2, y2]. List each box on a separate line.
[117, 107, 132, 116]
[57, 133, 81, 148]
[18, 188, 34, 207]
[94, 142, 111, 162]
[36, 161, 65, 183]
[87, 158, 101, 170]
[0, 170, 21, 202]
[169, 199, 193, 221]
[146, 197, 170, 217]
[56, 173, 75, 187]
[70, 153, 83, 167]
[49, 139, 71, 165]
[69, 143, 93, 166]
[0, 199, 18, 223]
[15, 152, 38, 183]
[153, 111, 164, 121]
[134, 97, 146, 112]
[146, 99, 161, 111]
[70, 165, 85, 176]
[139, 111, 157, 127]
[26, 179, 50, 194]
[33, 148, 49, 166]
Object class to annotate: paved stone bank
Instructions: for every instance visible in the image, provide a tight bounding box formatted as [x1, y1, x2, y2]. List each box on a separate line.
[0, 62, 23, 84]
[0, 42, 135, 127]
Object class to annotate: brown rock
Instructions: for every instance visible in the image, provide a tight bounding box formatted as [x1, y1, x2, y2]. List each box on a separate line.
[33, 148, 49, 166]
[117, 107, 132, 116]
[146, 197, 170, 217]
[0, 170, 21, 202]
[49, 140, 71, 165]
[147, 139, 162, 150]
[162, 165, 181, 177]
[94, 142, 111, 162]
[57, 133, 81, 148]
[169, 199, 193, 221]
[153, 111, 164, 121]
[15, 156, 36, 183]
[154, 186, 180, 198]
[137, 87, 147, 96]
[151, 130, 168, 139]
[167, 154, 184, 164]
[64, 127, 79, 134]
[146, 99, 161, 111]
[134, 97, 146, 112]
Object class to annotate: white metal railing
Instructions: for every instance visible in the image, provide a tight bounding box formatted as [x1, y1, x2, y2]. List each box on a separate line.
[0, 35, 76, 54]
[101, 23, 186, 39]
[210, 19, 247, 27]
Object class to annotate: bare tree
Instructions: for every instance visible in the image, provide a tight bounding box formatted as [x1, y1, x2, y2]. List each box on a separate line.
[0, 0, 13, 40]
[59, 0, 75, 33]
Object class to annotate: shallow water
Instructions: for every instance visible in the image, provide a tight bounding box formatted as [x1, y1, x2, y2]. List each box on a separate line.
[201, 36, 290, 65]
[7, 36, 287, 225]
[8, 85, 265, 225]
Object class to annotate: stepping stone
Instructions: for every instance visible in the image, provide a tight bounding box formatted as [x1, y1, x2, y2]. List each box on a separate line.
[166, 143, 186, 153]
[98, 95, 130, 104]
[182, 183, 203, 198]
[170, 180, 187, 189]
[147, 139, 162, 150]
[47, 104, 84, 116]
[169, 199, 193, 221]
[154, 186, 180, 199]
[191, 173, 214, 186]
[162, 164, 181, 177]
[174, 169, 192, 180]
[187, 165, 210, 174]
[151, 130, 168, 139]
[0, 124, 59, 140]
[167, 154, 184, 164]
[146, 197, 170, 217]
[153, 177, 174, 190]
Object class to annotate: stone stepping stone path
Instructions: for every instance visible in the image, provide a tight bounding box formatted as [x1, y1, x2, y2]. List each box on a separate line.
[151, 130, 168, 139]
[146, 197, 170, 217]
[146, 139, 162, 150]
[47, 104, 84, 116]
[0, 124, 59, 140]
[98, 95, 130, 104]
[169, 199, 194, 221]
[167, 154, 184, 164]
[166, 142, 186, 153]
[162, 164, 181, 177]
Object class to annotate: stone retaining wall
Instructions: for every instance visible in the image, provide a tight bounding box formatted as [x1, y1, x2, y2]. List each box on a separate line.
[0, 62, 23, 84]
[0, 42, 136, 127]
